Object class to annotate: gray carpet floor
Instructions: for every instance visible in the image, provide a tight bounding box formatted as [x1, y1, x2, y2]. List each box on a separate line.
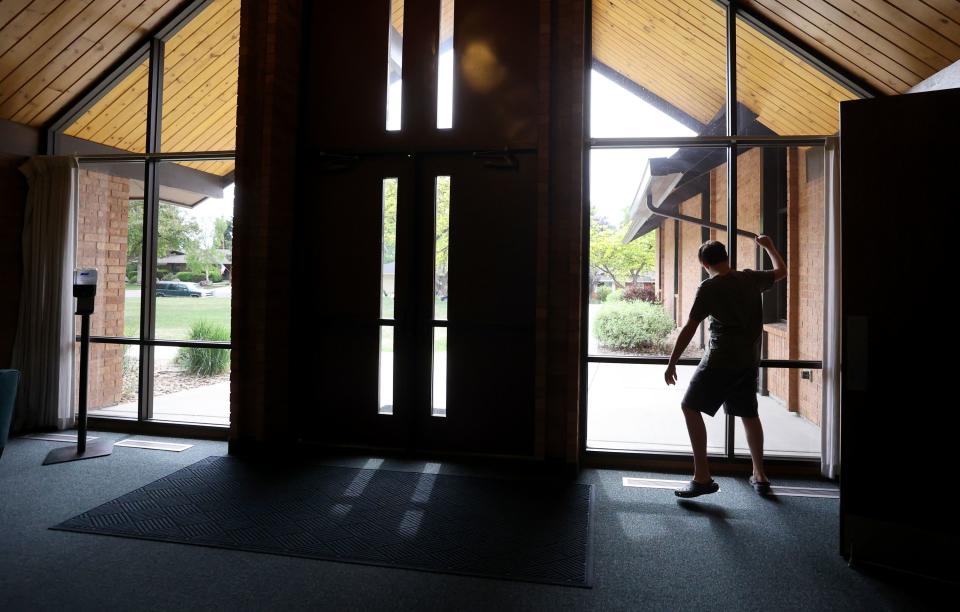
[0, 432, 945, 611]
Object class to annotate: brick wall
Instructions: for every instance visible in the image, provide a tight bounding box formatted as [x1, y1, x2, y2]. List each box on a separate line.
[679, 195, 702, 332]
[795, 147, 825, 425]
[230, 0, 302, 452]
[75, 170, 129, 410]
[763, 322, 791, 402]
[709, 147, 763, 269]
[661, 220, 676, 322]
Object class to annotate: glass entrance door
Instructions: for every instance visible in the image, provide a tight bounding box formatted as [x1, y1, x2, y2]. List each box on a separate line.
[296, 152, 537, 456]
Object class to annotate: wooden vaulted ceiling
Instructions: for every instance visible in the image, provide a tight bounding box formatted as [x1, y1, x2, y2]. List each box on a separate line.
[593, 0, 860, 135]
[742, 0, 960, 96]
[64, 0, 238, 176]
[2, 1, 958, 153]
[0, 0, 191, 127]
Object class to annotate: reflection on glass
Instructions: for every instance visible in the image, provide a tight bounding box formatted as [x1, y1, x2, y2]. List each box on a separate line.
[437, 0, 454, 129]
[153, 175, 234, 342]
[86, 345, 139, 420]
[432, 327, 446, 417]
[382, 178, 397, 318]
[75, 163, 143, 339]
[434, 176, 450, 320]
[152, 347, 230, 426]
[379, 326, 394, 415]
[386, 0, 404, 131]
[588, 148, 727, 359]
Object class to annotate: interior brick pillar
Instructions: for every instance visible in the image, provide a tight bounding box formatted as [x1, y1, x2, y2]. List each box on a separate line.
[230, 0, 302, 453]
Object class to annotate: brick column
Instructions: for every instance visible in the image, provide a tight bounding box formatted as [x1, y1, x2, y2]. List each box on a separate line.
[75, 170, 129, 410]
[230, 0, 302, 453]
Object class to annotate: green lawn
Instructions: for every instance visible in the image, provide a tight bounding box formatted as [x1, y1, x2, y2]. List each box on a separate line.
[380, 296, 448, 320]
[124, 295, 444, 343]
[125, 297, 231, 339]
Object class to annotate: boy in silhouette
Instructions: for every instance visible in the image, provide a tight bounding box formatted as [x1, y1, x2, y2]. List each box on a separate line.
[664, 236, 787, 498]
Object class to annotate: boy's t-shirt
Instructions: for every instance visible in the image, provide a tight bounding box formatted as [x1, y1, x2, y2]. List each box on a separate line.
[688, 269, 777, 369]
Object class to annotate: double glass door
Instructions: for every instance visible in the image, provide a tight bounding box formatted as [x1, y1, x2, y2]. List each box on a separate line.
[297, 152, 537, 456]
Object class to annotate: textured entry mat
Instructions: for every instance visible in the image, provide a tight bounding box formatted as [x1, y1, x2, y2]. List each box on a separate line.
[52, 456, 594, 587]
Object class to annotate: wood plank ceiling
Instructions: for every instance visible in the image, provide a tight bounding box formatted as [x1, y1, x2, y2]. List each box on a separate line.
[64, 0, 238, 176]
[593, 0, 860, 135]
[0, 0, 190, 127]
[594, 0, 960, 135]
[2, 1, 957, 150]
[742, 0, 960, 96]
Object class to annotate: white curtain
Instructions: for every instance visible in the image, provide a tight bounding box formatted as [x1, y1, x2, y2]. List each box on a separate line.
[821, 137, 842, 479]
[11, 157, 78, 431]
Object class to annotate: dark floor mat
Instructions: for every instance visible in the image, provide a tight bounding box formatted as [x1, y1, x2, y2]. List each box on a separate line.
[52, 456, 594, 587]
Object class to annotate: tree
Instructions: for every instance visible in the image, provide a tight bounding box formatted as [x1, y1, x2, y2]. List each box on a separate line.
[213, 216, 233, 250]
[589, 207, 656, 291]
[434, 177, 450, 297]
[127, 200, 202, 283]
[187, 243, 220, 282]
[382, 179, 397, 264]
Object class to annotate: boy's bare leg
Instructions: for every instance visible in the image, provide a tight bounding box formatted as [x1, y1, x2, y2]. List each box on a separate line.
[681, 406, 712, 483]
[741, 416, 769, 482]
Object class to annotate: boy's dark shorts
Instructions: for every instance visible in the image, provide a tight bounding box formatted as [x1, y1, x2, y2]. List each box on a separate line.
[682, 365, 759, 418]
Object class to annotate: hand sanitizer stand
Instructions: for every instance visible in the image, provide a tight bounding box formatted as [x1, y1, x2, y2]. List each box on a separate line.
[44, 269, 114, 465]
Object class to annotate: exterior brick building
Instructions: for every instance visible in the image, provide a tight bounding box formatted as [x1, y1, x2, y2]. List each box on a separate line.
[74, 170, 130, 411]
[651, 146, 824, 424]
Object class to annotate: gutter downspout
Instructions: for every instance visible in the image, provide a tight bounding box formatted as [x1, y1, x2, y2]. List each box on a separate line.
[646, 192, 758, 240]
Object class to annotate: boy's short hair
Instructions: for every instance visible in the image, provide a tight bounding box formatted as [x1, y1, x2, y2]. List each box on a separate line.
[698, 241, 728, 266]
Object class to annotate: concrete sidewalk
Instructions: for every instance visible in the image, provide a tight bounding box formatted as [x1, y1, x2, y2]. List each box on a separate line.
[586, 362, 820, 457]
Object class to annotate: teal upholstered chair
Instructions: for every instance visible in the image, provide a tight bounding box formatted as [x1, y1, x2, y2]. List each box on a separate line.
[0, 369, 19, 459]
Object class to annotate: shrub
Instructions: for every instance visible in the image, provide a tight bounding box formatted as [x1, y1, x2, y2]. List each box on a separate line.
[594, 301, 675, 353]
[623, 284, 658, 303]
[176, 320, 230, 376]
[162, 272, 177, 281]
[176, 271, 205, 283]
[594, 286, 611, 303]
[126, 271, 138, 283]
[208, 271, 223, 283]
[605, 289, 623, 303]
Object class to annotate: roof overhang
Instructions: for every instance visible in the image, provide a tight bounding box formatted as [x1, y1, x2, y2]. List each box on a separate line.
[59, 134, 227, 207]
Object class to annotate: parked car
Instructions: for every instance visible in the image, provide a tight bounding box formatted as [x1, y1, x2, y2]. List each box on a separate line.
[156, 281, 213, 297]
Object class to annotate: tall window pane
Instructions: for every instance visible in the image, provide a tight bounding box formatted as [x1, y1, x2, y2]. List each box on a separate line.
[382, 178, 398, 318]
[437, 0, 454, 129]
[432, 328, 447, 417]
[434, 176, 450, 321]
[161, 0, 240, 153]
[152, 348, 230, 426]
[591, 0, 726, 138]
[153, 162, 233, 342]
[589, 148, 725, 360]
[380, 327, 394, 415]
[386, 0, 404, 131]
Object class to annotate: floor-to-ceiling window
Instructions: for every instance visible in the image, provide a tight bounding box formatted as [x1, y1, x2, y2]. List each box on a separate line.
[52, 0, 239, 430]
[585, 0, 863, 459]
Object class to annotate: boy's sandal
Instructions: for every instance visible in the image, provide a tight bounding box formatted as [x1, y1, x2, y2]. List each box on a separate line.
[674, 479, 720, 498]
[749, 475, 772, 495]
